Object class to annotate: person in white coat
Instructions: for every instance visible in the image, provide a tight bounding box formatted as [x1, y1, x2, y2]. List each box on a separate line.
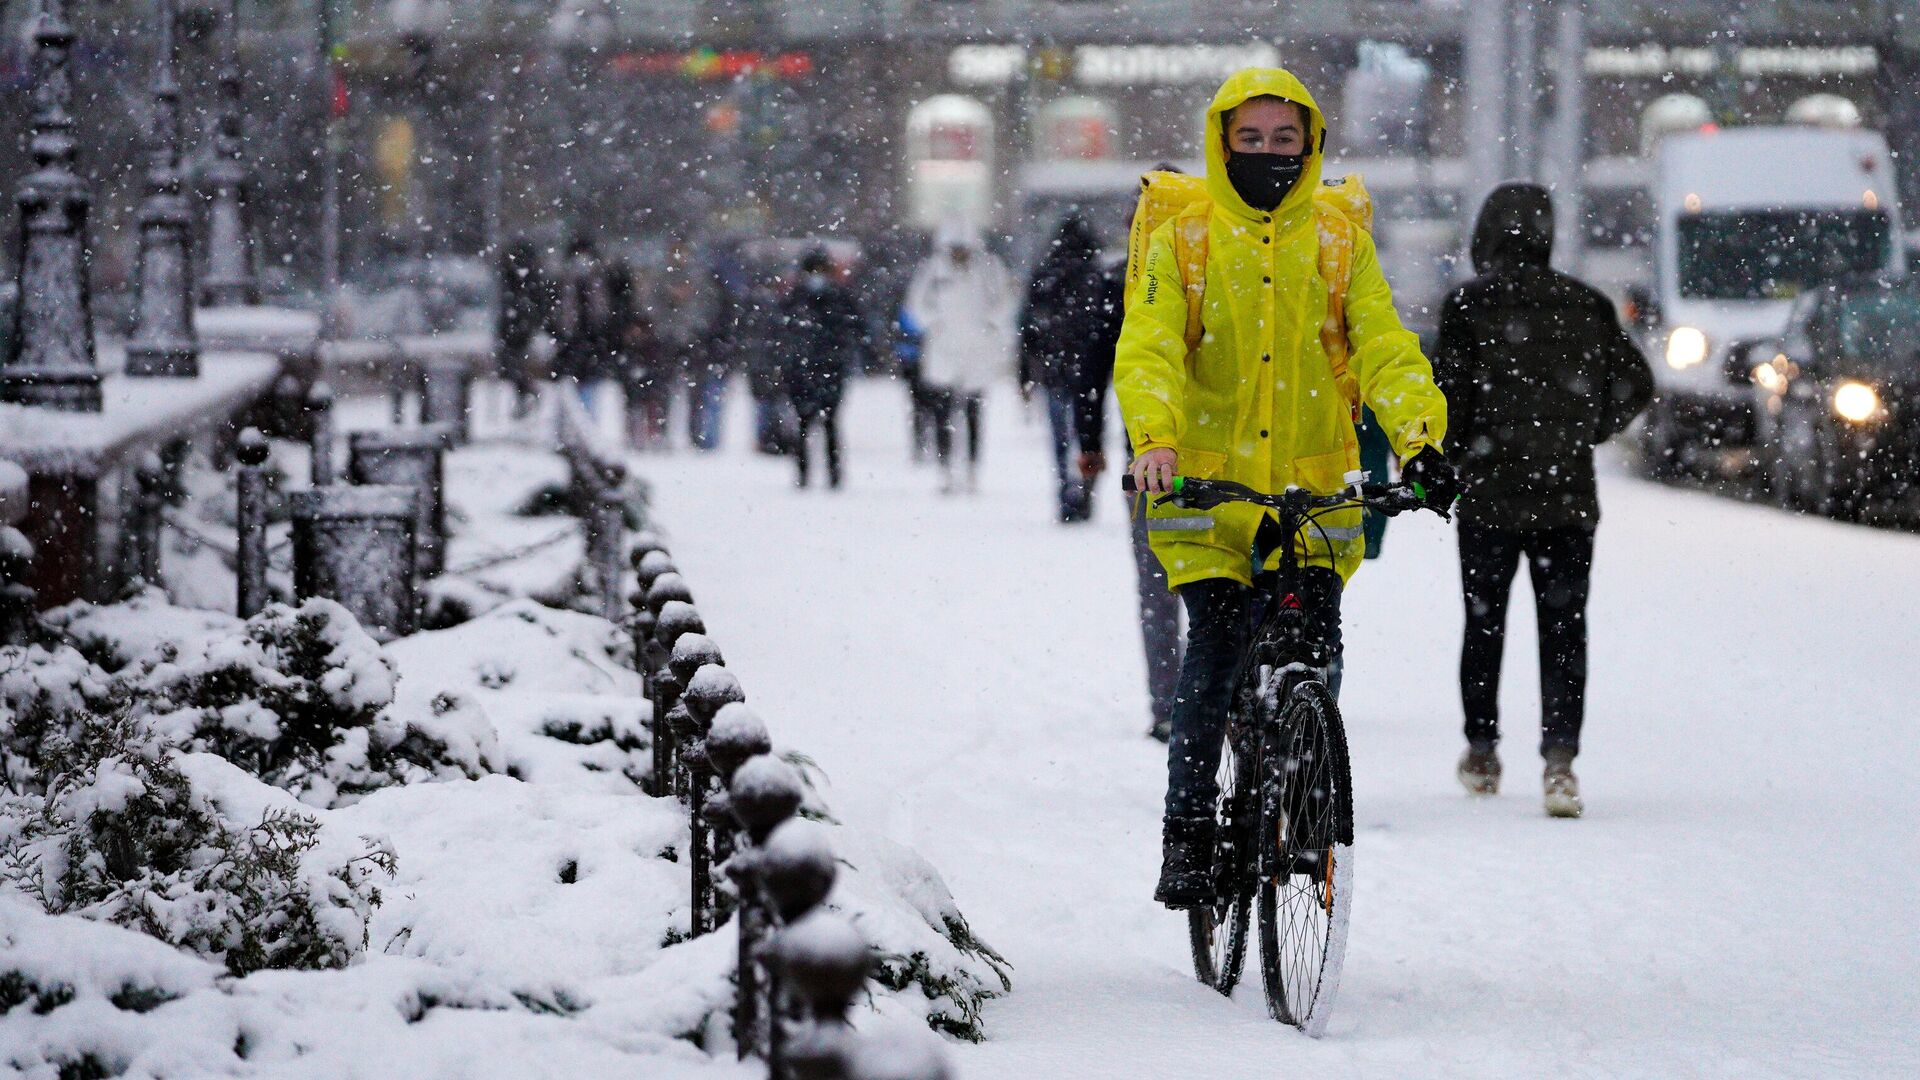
[904, 224, 1015, 493]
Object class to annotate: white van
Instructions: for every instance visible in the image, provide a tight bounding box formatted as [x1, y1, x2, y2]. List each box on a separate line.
[1642, 126, 1905, 466]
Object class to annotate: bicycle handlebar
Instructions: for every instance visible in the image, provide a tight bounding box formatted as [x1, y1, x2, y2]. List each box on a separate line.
[1120, 473, 1438, 518]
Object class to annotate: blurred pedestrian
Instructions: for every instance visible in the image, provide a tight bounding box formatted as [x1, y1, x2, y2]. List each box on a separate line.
[895, 308, 935, 462]
[742, 263, 795, 456]
[643, 241, 717, 451]
[610, 260, 668, 450]
[552, 235, 620, 415]
[496, 238, 552, 418]
[904, 223, 1015, 494]
[779, 248, 872, 488]
[1433, 182, 1653, 819]
[1019, 213, 1110, 522]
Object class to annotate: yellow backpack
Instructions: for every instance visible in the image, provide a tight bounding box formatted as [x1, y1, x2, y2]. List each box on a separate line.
[1125, 170, 1373, 418]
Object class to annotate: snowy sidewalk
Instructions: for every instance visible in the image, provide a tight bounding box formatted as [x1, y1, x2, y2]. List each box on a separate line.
[634, 377, 1918, 1080]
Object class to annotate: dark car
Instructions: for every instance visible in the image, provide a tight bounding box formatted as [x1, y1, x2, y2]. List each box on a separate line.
[1744, 278, 1920, 519]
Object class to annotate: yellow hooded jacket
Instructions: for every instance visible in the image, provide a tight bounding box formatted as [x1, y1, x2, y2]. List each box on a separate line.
[1115, 67, 1448, 589]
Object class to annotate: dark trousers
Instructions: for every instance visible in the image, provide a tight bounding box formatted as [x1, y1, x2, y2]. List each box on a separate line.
[1132, 508, 1182, 730]
[1165, 571, 1343, 823]
[928, 389, 982, 465]
[795, 404, 842, 488]
[1045, 387, 1091, 520]
[1457, 521, 1594, 758]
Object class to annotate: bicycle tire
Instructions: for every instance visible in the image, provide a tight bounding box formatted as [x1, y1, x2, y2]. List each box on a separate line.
[1188, 734, 1253, 994]
[1257, 677, 1355, 1036]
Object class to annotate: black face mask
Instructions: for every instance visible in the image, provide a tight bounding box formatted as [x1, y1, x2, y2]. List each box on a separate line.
[1225, 152, 1306, 212]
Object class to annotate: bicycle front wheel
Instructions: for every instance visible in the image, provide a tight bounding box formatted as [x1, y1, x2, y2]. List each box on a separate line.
[1188, 733, 1253, 993]
[1257, 678, 1355, 1036]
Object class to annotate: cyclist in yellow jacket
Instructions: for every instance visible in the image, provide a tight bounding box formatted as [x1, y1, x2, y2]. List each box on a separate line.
[1115, 67, 1456, 907]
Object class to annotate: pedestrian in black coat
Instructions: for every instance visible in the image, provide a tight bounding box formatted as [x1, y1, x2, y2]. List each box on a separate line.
[1432, 181, 1654, 816]
[552, 236, 621, 409]
[778, 249, 871, 488]
[1019, 214, 1111, 521]
[496, 238, 552, 416]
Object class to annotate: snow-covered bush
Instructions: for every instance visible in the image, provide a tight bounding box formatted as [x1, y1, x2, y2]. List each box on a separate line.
[0, 707, 393, 976]
[50, 597, 497, 808]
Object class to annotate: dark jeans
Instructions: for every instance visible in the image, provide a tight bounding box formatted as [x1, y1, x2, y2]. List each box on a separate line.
[928, 388, 982, 465]
[1165, 570, 1343, 823]
[1045, 387, 1091, 520]
[795, 404, 842, 488]
[1457, 521, 1594, 758]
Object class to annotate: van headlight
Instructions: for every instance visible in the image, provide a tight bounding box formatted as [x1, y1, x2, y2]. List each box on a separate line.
[1665, 326, 1708, 370]
[1831, 380, 1881, 424]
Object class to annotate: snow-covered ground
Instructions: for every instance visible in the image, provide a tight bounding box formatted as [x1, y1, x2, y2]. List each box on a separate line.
[634, 377, 1920, 1079]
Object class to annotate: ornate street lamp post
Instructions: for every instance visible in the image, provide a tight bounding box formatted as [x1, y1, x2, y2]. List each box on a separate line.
[0, 0, 102, 412]
[127, 0, 202, 378]
[199, 0, 260, 307]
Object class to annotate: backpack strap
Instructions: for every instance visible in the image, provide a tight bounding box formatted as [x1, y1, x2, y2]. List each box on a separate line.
[1314, 203, 1361, 420]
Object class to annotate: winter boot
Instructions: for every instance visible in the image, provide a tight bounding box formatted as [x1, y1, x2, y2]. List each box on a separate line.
[1146, 714, 1172, 744]
[1457, 742, 1502, 796]
[1154, 816, 1217, 909]
[1543, 750, 1583, 819]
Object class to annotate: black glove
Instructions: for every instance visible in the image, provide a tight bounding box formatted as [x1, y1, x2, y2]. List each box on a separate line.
[1401, 447, 1460, 514]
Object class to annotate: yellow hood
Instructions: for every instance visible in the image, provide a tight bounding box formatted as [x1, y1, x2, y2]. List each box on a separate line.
[1202, 68, 1327, 224]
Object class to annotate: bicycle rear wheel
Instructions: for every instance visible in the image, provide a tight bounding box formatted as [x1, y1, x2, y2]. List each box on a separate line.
[1257, 678, 1355, 1036]
[1188, 735, 1253, 993]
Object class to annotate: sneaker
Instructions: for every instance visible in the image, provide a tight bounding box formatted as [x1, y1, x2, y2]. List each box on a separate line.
[1543, 754, 1583, 819]
[1457, 743, 1502, 796]
[1154, 818, 1216, 909]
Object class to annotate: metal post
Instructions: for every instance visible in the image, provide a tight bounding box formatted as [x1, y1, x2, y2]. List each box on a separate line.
[235, 427, 270, 617]
[1461, 0, 1510, 242]
[683, 663, 746, 937]
[200, 0, 259, 308]
[307, 381, 336, 486]
[420, 356, 473, 444]
[1548, 0, 1588, 278]
[124, 453, 168, 588]
[127, 0, 200, 379]
[587, 463, 626, 621]
[318, 0, 344, 337]
[0, 0, 101, 412]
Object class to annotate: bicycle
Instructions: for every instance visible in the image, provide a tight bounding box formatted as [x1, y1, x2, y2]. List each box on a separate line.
[1124, 471, 1437, 1035]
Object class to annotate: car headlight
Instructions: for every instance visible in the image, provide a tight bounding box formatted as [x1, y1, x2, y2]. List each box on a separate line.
[1750, 356, 1787, 394]
[1832, 380, 1881, 424]
[1666, 326, 1708, 370]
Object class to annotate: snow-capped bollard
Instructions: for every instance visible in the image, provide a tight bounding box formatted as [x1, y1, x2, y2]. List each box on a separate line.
[728, 754, 803, 845]
[234, 428, 270, 617]
[669, 632, 724, 686]
[0, 526, 35, 646]
[682, 662, 744, 941]
[684, 663, 745, 726]
[586, 463, 626, 622]
[724, 751, 802, 1063]
[776, 913, 872, 1080]
[759, 819, 837, 925]
[420, 356, 473, 445]
[629, 531, 666, 568]
[123, 452, 168, 588]
[634, 547, 677, 591]
[348, 425, 451, 578]
[306, 382, 336, 486]
[707, 704, 772, 787]
[646, 570, 693, 612]
[290, 484, 418, 642]
[654, 598, 705, 645]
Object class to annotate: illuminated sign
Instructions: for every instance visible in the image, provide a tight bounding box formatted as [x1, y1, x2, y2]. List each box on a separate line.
[1587, 45, 1877, 79]
[948, 43, 1283, 87]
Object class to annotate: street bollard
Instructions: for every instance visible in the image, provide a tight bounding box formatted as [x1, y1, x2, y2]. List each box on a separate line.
[307, 381, 336, 486]
[0, 527, 35, 647]
[758, 818, 840, 1079]
[348, 425, 451, 578]
[586, 463, 627, 622]
[681, 662, 746, 937]
[719, 736, 790, 1061]
[290, 484, 419, 641]
[420, 356, 473, 445]
[124, 452, 168, 588]
[649, 598, 704, 798]
[775, 913, 871, 1080]
[235, 428, 270, 617]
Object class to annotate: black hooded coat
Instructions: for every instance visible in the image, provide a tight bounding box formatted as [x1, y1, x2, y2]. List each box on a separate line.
[1432, 183, 1654, 529]
[1018, 215, 1110, 392]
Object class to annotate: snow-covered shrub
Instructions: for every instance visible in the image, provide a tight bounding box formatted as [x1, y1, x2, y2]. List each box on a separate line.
[117, 598, 491, 807]
[0, 708, 394, 976]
